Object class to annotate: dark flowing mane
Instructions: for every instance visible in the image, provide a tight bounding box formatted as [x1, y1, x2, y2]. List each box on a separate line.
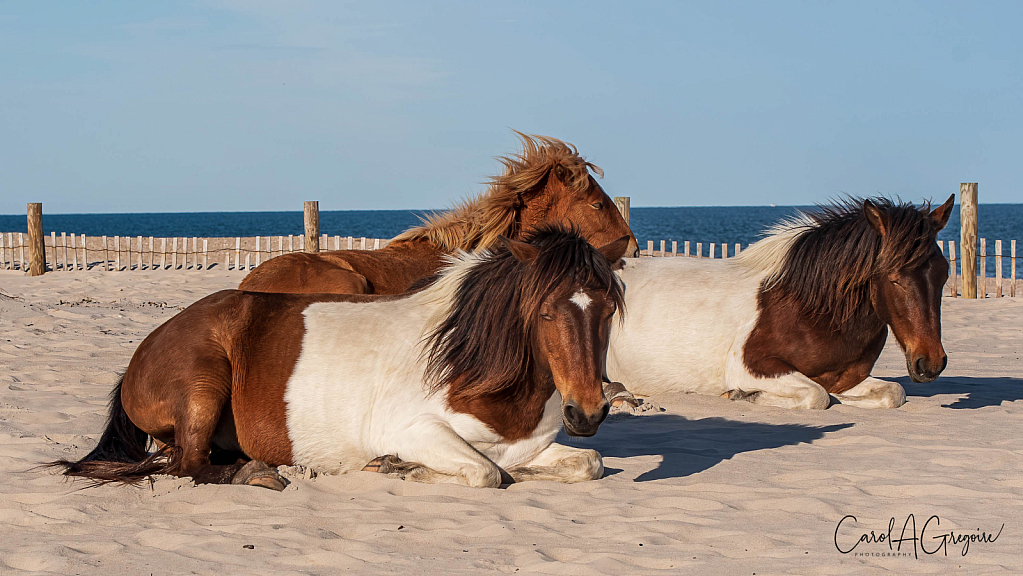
[767, 197, 941, 327]
[392, 132, 602, 252]
[423, 225, 624, 398]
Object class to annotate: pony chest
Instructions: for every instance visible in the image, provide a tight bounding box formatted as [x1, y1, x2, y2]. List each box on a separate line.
[447, 392, 564, 468]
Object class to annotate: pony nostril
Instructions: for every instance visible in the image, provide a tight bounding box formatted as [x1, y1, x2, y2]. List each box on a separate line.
[914, 357, 927, 375]
[939, 355, 948, 372]
[598, 400, 610, 422]
[563, 402, 581, 426]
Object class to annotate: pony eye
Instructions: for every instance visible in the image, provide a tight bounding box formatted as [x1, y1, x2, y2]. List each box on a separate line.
[540, 312, 554, 321]
[590, 202, 602, 210]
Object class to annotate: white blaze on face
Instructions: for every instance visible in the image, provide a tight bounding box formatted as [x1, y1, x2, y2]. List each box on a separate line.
[570, 290, 592, 311]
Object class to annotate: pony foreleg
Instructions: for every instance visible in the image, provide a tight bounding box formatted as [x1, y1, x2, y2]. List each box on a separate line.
[505, 442, 603, 484]
[831, 377, 906, 409]
[724, 368, 832, 410]
[371, 420, 503, 488]
[722, 336, 832, 409]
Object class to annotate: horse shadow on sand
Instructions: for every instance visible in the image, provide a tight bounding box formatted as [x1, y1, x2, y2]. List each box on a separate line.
[900, 375, 1023, 409]
[559, 413, 853, 482]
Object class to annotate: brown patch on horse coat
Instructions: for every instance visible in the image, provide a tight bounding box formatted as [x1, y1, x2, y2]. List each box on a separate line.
[446, 375, 557, 442]
[742, 290, 889, 394]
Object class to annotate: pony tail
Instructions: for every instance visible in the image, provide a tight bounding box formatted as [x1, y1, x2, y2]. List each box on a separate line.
[49, 376, 180, 486]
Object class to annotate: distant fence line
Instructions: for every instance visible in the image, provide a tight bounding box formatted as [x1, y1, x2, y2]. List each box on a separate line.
[1, 230, 1018, 298]
[634, 238, 1018, 298]
[0, 232, 390, 273]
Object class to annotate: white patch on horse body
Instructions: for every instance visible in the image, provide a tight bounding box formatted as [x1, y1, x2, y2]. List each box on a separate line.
[607, 256, 764, 398]
[284, 251, 571, 475]
[570, 290, 592, 311]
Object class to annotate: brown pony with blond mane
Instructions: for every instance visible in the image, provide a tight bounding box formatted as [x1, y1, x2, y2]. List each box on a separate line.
[238, 133, 638, 295]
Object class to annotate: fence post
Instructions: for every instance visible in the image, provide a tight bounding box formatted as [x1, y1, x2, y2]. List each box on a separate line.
[304, 201, 320, 253]
[949, 240, 957, 297]
[613, 197, 630, 226]
[1012, 240, 1017, 298]
[960, 183, 978, 298]
[26, 203, 46, 276]
[995, 240, 1003, 298]
[979, 237, 987, 298]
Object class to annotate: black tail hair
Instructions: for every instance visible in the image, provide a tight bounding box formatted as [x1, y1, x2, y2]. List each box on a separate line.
[49, 375, 180, 486]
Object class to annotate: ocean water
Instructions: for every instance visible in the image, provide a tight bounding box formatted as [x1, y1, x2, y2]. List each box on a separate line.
[2, 204, 1021, 277]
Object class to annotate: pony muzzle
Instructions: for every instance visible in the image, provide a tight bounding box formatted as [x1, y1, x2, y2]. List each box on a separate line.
[626, 238, 640, 259]
[562, 398, 609, 437]
[906, 350, 947, 383]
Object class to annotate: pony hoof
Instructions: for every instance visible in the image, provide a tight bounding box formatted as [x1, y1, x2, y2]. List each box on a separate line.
[722, 389, 761, 402]
[232, 460, 286, 491]
[603, 381, 639, 409]
[362, 455, 427, 481]
[362, 454, 403, 473]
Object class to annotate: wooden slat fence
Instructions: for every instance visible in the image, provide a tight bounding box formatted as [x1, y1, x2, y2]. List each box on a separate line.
[0, 233, 389, 273]
[639, 238, 1019, 298]
[1, 231, 1019, 298]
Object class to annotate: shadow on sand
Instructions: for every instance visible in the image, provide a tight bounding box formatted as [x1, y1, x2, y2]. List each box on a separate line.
[900, 375, 1023, 409]
[560, 413, 853, 482]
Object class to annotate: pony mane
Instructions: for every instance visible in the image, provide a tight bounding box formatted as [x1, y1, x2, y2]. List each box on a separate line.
[392, 132, 603, 252]
[745, 197, 941, 327]
[423, 225, 624, 399]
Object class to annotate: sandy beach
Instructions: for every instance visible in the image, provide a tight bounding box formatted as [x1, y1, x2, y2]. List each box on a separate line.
[1, 268, 1020, 575]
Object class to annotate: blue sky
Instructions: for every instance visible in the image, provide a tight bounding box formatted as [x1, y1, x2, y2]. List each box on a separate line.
[1, 1, 1020, 213]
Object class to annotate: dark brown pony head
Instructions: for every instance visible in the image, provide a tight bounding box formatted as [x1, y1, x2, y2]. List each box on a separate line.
[425, 225, 630, 438]
[393, 132, 639, 257]
[768, 195, 955, 383]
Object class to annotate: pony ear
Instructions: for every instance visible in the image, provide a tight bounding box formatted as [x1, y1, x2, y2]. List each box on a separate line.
[598, 235, 632, 264]
[929, 194, 955, 231]
[553, 163, 571, 185]
[499, 236, 539, 263]
[863, 199, 889, 237]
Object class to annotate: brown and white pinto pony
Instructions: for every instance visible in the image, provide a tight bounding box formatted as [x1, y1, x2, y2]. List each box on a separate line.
[56, 227, 630, 489]
[607, 196, 955, 409]
[238, 132, 638, 295]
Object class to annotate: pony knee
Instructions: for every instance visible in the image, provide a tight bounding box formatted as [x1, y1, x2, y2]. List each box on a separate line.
[799, 387, 832, 410]
[834, 380, 907, 409]
[458, 464, 502, 488]
[567, 449, 604, 482]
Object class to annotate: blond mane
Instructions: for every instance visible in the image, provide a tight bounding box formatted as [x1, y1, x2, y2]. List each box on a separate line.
[392, 132, 602, 252]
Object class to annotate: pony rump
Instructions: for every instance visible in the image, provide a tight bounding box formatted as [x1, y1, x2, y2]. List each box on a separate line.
[393, 132, 603, 252]
[424, 225, 625, 399]
[766, 197, 942, 327]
